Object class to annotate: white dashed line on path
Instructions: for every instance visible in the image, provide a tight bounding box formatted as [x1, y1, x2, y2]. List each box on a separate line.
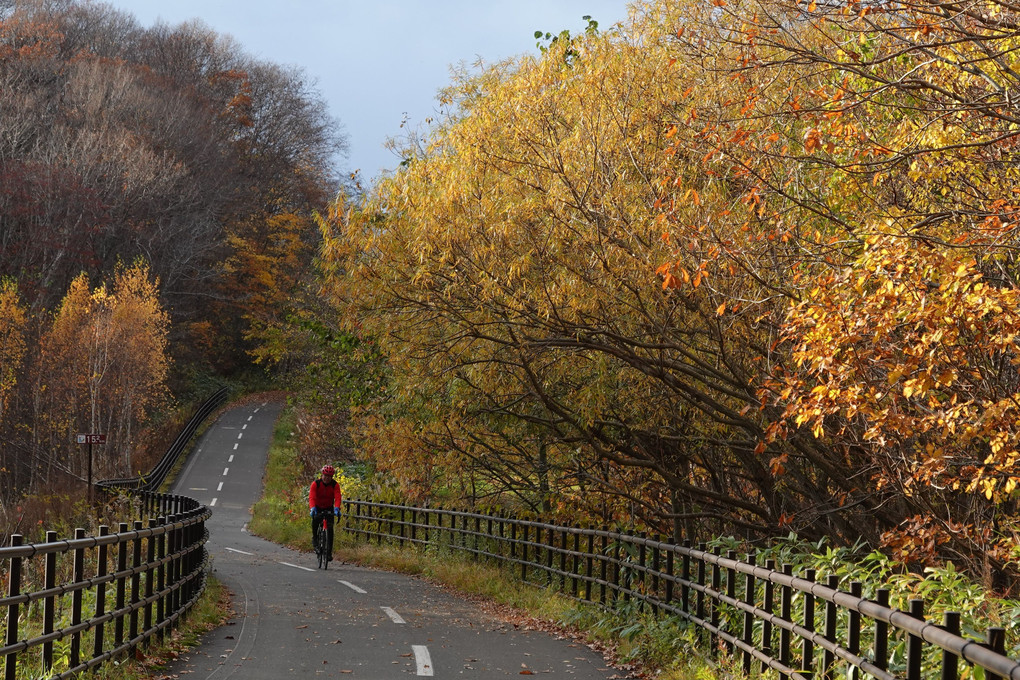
[413, 645, 433, 676]
[237, 432, 243, 440]
[228, 455, 234, 462]
[247, 415, 253, 421]
[223, 468, 229, 476]
[224, 547, 253, 555]
[279, 561, 315, 572]
[217, 482, 223, 491]
[233, 443, 238, 450]
[381, 607, 406, 624]
[210, 498, 217, 506]
[242, 424, 247, 430]
[338, 580, 367, 594]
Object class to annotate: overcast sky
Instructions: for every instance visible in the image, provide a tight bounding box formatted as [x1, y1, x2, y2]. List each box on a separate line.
[101, 1, 633, 184]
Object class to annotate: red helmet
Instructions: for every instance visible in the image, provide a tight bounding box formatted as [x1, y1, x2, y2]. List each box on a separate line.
[320, 465, 335, 477]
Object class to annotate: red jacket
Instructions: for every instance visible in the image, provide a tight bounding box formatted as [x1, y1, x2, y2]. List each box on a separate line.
[309, 478, 342, 511]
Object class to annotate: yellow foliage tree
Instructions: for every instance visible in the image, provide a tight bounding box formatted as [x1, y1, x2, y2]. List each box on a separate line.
[36, 262, 169, 483]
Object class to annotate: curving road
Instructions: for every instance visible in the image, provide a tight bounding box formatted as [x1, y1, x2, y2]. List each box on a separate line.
[157, 398, 631, 679]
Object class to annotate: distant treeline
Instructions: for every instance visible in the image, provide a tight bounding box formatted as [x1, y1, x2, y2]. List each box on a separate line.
[0, 0, 344, 506]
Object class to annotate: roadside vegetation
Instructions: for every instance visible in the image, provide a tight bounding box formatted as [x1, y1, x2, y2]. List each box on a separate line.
[83, 575, 232, 680]
[248, 404, 718, 679]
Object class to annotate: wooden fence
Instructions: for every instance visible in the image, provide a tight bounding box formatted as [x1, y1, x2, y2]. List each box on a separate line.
[343, 499, 1020, 680]
[0, 387, 228, 679]
[0, 493, 209, 679]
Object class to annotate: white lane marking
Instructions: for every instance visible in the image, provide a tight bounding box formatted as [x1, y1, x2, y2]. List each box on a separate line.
[228, 454, 234, 462]
[242, 423, 248, 430]
[223, 468, 229, 476]
[338, 580, 367, 594]
[237, 432, 243, 440]
[255, 407, 261, 412]
[189, 487, 208, 491]
[381, 607, 406, 624]
[217, 482, 224, 491]
[225, 547, 253, 555]
[247, 415, 253, 421]
[413, 645, 433, 676]
[279, 561, 314, 572]
[210, 498, 218, 506]
[233, 443, 238, 450]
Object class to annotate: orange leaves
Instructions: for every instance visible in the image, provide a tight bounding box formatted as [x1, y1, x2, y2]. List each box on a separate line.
[774, 233, 1020, 512]
[803, 128, 823, 153]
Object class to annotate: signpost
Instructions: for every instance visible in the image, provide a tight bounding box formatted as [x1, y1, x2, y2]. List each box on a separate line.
[76, 433, 107, 500]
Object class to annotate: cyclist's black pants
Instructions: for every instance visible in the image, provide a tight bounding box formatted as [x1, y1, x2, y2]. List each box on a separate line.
[312, 511, 335, 556]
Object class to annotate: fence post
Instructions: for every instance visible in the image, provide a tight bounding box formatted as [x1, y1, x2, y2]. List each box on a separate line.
[682, 540, 692, 615]
[145, 519, 156, 637]
[780, 564, 793, 680]
[847, 582, 862, 680]
[487, 514, 494, 563]
[600, 530, 609, 605]
[155, 517, 167, 640]
[875, 589, 890, 671]
[131, 520, 143, 647]
[762, 559, 776, 674]
[510, 517, 517, 562]
[168, 517, 180, 631]
[665, 543, 674, 608]
[43, 530, 57, 672]
[474, 515, 481, 560]
[696, 543, 707, 646]
[725, 549, 737, 655]
[710, 547, 721, 655]
[986, 628, 1006, 680]
[563, 526, 571, 591]
[742, 552, 756, 675]
[801, 568, 816, 678]
[638, 533, 648, 613]
[941, 612, 960, 680]
[70, 527, 86, 669]
[585, 527, 594, 602]
[5, 534, 23, 680]
[546, 526, 555, 587]
[906, 599, 925, 680]
[94, 525, 110, 658]
[571, 529, 580, 599]
[824, 574, 838, 680]
[651, 535, 661, 614]
[521, 523, 529, 582]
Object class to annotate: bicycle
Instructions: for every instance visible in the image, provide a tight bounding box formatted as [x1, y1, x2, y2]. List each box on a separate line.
[313, 510, 332, 569]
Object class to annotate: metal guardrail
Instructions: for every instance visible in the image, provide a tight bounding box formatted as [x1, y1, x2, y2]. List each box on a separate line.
[0, 387, 229, 679]
[342, 500, 1020, 680]
[99, 386, 230, 492]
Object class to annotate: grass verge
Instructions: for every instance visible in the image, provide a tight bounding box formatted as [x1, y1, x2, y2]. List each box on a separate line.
[248, 406, 719, 680]
[86, 574, 232, 680]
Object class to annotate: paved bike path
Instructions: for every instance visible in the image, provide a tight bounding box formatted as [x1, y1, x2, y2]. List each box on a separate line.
[157, 398, 631, 679]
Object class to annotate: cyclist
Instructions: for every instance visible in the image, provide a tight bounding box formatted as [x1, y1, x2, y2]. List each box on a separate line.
[309, 464, 343, 562]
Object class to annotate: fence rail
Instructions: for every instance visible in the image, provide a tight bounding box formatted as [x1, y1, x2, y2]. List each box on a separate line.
[342, 499, 1020, 680]
[0, 387, 228, 679]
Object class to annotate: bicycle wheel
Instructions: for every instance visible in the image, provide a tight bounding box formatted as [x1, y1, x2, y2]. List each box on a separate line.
[314, 521, 326, 569]
[320, 518, 329, 569]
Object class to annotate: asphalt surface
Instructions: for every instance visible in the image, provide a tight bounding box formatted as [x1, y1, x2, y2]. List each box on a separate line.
[157, 398, 632, 679]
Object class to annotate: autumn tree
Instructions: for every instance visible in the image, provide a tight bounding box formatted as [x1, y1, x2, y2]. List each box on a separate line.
[0, 0, 345, 371]
[30, 262, 169, 486]
[321, 9, 833, 537]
